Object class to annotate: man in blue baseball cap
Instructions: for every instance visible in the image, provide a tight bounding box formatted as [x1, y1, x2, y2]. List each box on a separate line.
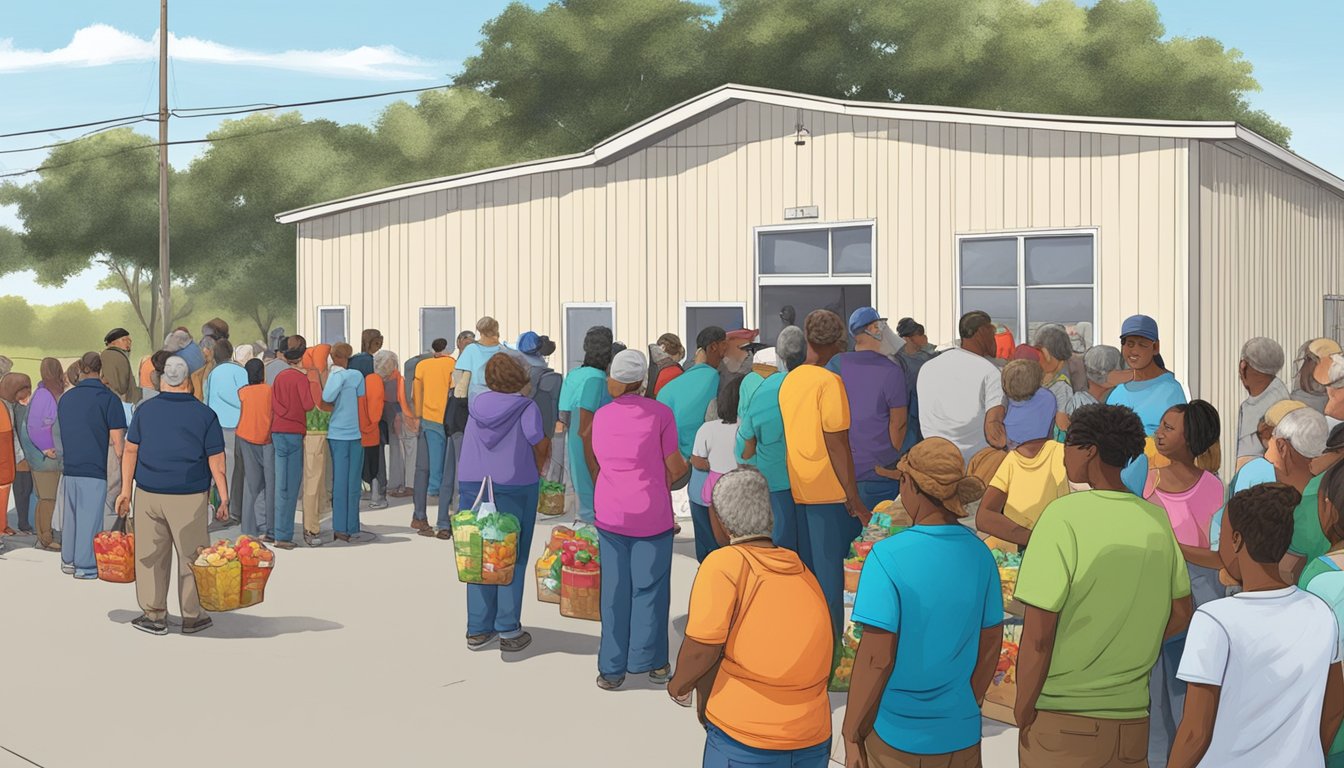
[824, 307, 910, 509]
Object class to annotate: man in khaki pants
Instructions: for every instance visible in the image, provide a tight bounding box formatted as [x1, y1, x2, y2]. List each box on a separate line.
[301, 431, 329, 538]
[116, 356, 230, 636]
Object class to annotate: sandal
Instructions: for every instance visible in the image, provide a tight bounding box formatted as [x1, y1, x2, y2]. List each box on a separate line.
[435, 529, 452, 540]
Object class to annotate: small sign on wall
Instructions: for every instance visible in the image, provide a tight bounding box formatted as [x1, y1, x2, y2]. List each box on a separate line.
[784, 205, 819, 220]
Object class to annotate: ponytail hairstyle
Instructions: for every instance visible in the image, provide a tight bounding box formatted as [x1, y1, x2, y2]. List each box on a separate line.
[1170, 400, 1221, 474]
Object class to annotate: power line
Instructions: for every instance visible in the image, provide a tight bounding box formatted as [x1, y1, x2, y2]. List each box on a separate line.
[0, 113, 159, 140]
[0, 118, 158, 156]
[170, 82, 452, 118]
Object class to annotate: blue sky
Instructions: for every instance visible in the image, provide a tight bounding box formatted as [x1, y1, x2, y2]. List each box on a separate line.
[1, 0, 1340, 306]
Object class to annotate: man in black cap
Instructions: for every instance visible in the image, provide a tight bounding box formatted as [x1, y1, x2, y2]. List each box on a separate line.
[100, 327, 137, 528]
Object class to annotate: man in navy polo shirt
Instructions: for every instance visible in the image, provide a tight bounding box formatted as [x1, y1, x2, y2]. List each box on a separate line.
[57, 352, 127, 580]
[116, 356, 229, 635]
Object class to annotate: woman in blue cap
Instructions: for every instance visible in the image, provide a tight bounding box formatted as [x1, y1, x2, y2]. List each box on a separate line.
[1106, 314, 1187, 496]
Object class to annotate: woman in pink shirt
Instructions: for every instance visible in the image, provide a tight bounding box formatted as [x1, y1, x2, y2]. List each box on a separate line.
[591, 349, 688, 691]
[1143, 399, 1225, 766]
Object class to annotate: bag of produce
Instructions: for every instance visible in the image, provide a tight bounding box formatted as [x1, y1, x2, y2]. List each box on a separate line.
[537, 480, 566, 517]
[991, 548, 1023, 613]
[984, 619, 1023, 718]
[559, 526, 601, 620]
[190, 536, 275, 612]
[451, 478, 520, 585]
[94, 516, 135, 583]
[828, 619, 864, 692]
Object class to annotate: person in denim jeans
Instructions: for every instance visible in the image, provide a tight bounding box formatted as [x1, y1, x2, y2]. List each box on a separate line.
[270, 338, 315, 549]
[459, 354, 550, 653]
[323, 343, 366, 542]
[56, 352, 127, 579]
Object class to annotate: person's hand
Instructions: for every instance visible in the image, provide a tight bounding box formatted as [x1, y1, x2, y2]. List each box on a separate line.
[43, 449, 57, 460]
[1016, 702, 1038, 748]
[407, 416, 420, 434]
[215, 500, 230, 522]
[846, 498, 872, 526]
[115, 494, 131, 517]
[669, 688, 692, 708]
[843, 739, 868, 768]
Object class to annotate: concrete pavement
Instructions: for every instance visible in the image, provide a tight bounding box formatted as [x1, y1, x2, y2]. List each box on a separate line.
[1, 495, 1019, 767]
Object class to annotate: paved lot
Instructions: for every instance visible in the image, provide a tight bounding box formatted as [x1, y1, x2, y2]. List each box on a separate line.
[1, 496, 1018, 767]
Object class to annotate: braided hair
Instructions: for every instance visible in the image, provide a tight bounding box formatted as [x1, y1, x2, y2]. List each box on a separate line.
[1168, 400, 1222, 473]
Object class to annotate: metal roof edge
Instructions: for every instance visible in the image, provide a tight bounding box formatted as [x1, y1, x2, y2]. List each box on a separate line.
[1231, 126, 1344, 198]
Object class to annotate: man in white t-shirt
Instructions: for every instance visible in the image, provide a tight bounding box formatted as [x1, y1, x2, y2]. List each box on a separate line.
[915, 311, 1005, 465]
[1170, 482, 1344, 768]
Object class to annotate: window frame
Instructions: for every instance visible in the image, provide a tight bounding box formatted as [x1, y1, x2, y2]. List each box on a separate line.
[954, 228, 1100, 346]
[754, 220, 877, 334]
[561, 301, 617, 374]
[418, 306, 457, 355]
[682, 301, 747, 361]
[315, 305, 349, 347]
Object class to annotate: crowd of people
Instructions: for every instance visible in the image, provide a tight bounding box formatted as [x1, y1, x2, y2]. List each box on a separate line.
[4, 306, 1344, 768]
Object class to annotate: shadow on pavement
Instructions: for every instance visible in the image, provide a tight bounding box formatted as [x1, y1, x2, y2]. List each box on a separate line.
[107, 609, 343, 639]
[672, 536, 699, 562]
[501, 626, 599, 661]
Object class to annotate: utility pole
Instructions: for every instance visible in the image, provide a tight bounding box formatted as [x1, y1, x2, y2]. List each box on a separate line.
[157, 0, 171, 338]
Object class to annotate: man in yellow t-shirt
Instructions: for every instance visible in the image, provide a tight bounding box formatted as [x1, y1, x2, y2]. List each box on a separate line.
[668, 468, 833, 763]
[778, 309, 869, 638]
[411, 338, 457, 535]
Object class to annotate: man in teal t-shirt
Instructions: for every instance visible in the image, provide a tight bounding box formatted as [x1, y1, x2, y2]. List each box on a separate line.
[657, 326, 727, 459]
[1014, 403, 1192, 768]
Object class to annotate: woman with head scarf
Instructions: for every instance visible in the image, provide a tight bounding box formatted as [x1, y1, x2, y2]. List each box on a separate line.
[1, 373, 34, 536]
[1143, 399, 1224, 767]
[374, 349, 416, 498]
[236, 358, 274, 540]
[24, 359, 65, 549]
[457, 354, 550, 653]
[843, 437, 1000, 768]
[558, 327, 615, 523]
[591, 349, 687, 689]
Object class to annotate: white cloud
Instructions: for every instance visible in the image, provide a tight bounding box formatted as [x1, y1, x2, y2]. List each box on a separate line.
[0, 24, 441, 80]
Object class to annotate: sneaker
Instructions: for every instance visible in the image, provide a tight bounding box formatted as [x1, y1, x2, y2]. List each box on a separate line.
[596, 674, 625, 691]
[466, 632, 498, 650]
[74, 572, 97, 580]
[418, 527, 437, 538]
[369, 500, 388, 510]
[61, 564, 75, 575]
[500, 632, 533, 653]
[648, 665, 673, 684]
[272, 540, 297, 550]
[131, 615, 168, 636]
[304, 532, 324, 547]
[182, 617, 214, 635]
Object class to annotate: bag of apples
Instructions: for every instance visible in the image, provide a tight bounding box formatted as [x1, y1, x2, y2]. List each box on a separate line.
[94, 516, 135, 583]
[190, 536, 275, 611]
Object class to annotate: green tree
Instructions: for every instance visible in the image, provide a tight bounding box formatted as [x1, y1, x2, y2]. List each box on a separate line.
[373, 88, 514, 184]
[41, 301, 99, 351]
[0, 295, 37, 342]
[176, 113, 381, 339]
[456, 0, 716, 154]
[0, 129, 195, 342]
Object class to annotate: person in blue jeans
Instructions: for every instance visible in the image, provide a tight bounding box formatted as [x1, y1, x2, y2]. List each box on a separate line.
[270, 338, 316, 549]
[56, 352, 127, 579]
[843, 437, 1003, 768]
[322, 343, 366, 543]
[458, 354, 550, 652]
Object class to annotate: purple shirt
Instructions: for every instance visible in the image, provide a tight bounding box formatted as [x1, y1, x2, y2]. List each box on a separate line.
[593, 394, 680, 538]
[1004, 388, 1057, 447]
[26, 384, 59, 453]
[830, 351, 909, 482]
[457, 391, 545, 486]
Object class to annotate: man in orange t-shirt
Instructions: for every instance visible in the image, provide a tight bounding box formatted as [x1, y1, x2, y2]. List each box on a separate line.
[668, 468, 833, 765]
[359, 366, 386, 509]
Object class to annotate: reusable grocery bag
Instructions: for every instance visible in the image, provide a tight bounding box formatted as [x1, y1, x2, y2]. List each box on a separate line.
[451, 478, 520, 585]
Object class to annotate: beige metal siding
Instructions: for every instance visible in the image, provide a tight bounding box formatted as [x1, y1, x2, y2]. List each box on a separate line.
[1196, 141, 1344, 473]
[296, 101, 1191, 380]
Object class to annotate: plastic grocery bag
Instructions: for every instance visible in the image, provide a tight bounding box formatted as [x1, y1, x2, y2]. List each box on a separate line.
[452, 478, 520, 585]
[828, 620, 864, 692]
[94, 516, 135, 583]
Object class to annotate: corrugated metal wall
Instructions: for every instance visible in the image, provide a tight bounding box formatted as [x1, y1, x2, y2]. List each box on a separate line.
[1196, 141, 1344, 474]
[296, 100, 1194, 383]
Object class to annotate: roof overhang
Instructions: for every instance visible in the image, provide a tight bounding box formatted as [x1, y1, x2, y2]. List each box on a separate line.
[276, 84, 1340, 225]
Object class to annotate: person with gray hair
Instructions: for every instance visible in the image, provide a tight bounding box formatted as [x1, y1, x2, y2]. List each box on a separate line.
[1323, 353, 1344, 430]
[1236, 336, 1290, 466]
[1066, 345, 1123, 416]
[740, 325, 811, 565]
[667, 467, 833, 765]
[591, 348, 688, 690]
[115, 354, 229, 635]
[1033, 324, 1075, 435]
[1267, 406, 1332, 584]
[165, 328, 206, 374]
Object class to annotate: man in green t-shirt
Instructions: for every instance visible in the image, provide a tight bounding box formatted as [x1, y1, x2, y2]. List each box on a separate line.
[1014, 404, 1193, 768]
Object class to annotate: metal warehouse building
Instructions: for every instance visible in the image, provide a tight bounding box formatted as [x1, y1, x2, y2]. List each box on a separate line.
[277, 84, 1344, 466]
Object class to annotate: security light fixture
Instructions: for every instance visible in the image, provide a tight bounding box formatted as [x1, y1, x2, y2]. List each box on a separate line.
[794, 123, 810, 146]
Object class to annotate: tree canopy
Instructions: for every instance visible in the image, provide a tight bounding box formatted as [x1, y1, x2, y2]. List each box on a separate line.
[0, 0, 1292, 345]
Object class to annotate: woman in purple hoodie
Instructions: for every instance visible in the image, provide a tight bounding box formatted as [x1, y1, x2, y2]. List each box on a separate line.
[457, 353, 551, 653]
